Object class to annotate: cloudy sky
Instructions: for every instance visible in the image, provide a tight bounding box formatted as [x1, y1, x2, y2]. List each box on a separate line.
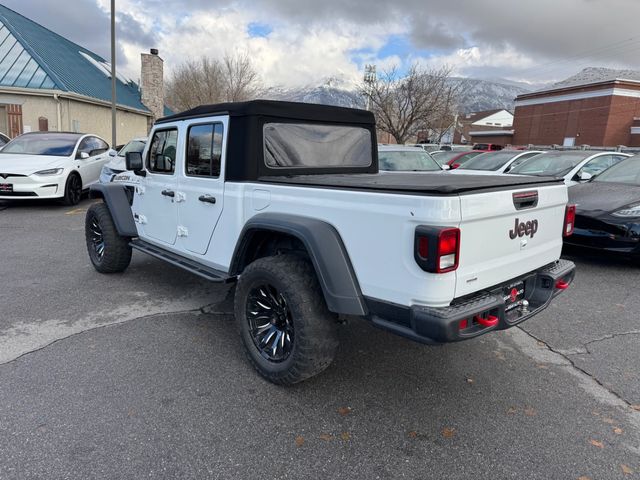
[4, 0, 640, 88]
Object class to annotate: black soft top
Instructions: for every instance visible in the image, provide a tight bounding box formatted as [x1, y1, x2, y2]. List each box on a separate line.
[156, 100, 379, 180]
[157, 100, 375, 125]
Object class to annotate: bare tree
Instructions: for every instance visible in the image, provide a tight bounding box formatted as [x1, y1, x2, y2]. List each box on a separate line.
[166, 52, 262, 112]
[360, 65, 461, 144]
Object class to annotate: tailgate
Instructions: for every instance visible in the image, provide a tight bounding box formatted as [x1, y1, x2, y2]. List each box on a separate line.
[455, 184, 568, 298]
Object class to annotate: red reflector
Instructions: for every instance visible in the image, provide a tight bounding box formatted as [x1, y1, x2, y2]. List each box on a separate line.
[475, 315, 499, 328]
[555, 280, 570, 290]
[418, 236, 429, 259]
[459, 319, 468, 330]
[564, 204, 576, 237]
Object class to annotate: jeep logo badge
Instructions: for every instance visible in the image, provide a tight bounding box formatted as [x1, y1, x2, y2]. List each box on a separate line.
[509, 218, 538, 239]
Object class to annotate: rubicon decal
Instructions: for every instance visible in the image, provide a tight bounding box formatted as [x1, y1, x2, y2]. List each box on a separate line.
[509, 218, 538, 239]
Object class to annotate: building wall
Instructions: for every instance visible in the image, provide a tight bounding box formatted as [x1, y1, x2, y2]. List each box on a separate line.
[469, 134, 513, 146]
[512, 96, 613, 146]
[603, 95, 640, 146]
[0, 91, 149, 146]
[471, 110, 513, 127]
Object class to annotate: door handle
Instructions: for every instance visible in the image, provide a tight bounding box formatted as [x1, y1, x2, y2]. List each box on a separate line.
[161, 189, 175, 198]
[198, 194, 216, 204]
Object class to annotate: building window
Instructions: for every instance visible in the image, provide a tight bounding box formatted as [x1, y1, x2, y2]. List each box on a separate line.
[38, 117, 48, 132]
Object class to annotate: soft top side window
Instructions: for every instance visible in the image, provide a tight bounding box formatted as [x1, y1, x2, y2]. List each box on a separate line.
[263, 123, 372, 169]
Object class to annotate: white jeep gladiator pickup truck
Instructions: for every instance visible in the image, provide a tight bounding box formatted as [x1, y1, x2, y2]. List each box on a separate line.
[85, 100, 576, 385]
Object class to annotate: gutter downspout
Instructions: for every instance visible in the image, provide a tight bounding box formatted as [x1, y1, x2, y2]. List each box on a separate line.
[53, 93, 62, 132]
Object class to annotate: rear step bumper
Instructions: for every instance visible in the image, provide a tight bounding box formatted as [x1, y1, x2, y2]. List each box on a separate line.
[367, 259, 576, 345]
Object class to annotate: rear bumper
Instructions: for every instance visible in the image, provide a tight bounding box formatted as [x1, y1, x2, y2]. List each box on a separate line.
[367, 259, 576, 344]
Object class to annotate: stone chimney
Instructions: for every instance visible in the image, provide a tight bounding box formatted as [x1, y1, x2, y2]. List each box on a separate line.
[140, 48, 164, 130]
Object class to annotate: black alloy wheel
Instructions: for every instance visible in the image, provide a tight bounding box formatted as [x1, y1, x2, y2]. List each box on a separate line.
[64, 174, 82, 206]
[88, 216, 105, 262]
[247, 284, 294, 362]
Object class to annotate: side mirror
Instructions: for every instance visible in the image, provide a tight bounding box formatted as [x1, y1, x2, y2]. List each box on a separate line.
[578, 171, 593, 182]
[441, 164, 450, 170]
[108, 149, 117, 157]
[126, 151, 145, 176]
[89, 148, 108, 157]
[78, 151, 90, 160]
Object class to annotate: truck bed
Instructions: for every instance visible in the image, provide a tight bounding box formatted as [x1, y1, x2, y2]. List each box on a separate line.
[258, 172, 563, 195]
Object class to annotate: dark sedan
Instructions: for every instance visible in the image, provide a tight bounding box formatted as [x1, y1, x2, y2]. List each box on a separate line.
[567, 155, 640, 256]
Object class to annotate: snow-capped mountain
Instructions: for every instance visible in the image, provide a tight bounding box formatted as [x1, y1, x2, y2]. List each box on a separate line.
[547, 67, 640, 90]
[449, 77, 532, 112]
[263, 77, 534, 113]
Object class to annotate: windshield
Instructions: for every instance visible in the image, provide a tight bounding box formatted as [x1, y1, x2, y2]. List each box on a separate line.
[378, 150, 441, 171]
[594, 156, 640, 185]
[1, 133, 80, 156]
[509, 151, 592, 176]
[118, 140, 146, 157]
[459, 152, 520, 171]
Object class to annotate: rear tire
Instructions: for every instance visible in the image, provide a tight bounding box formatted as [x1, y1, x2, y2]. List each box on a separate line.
[234, 254, 339, 385]
[85, 202, 132, 273]
[62, 173, 82, 206]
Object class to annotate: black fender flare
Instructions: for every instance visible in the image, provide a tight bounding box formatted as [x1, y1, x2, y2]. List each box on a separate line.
[229, 213, 367, 316]
[89, 183, 138, 237]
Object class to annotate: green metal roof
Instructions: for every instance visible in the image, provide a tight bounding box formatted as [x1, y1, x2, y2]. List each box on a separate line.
[0, 4, 150, 113]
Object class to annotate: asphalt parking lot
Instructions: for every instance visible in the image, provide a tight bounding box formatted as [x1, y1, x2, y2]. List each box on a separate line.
[0, 198, 639, 479]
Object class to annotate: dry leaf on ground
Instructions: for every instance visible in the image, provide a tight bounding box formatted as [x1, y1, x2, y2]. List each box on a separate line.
[407, 431, 418, 439]
[442, 427, 456, 438]
[340, 432, 351, 441]
[295, 436, 304, 447]
[621, 464, 633, 475]
[337, 407, 352, 416]
[613, 427, 623, 435]
[589, 439, 604, 449]
[524, 407, 537, 417]
[319, 434, 332, 441]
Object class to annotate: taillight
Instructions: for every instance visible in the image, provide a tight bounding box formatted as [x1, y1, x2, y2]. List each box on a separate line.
[437, 228, 459, 272]
[414, 226, 460, 273]
[564, 204, 576, 237]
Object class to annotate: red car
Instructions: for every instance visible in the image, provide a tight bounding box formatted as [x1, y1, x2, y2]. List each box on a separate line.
[432, 150, 488, 169]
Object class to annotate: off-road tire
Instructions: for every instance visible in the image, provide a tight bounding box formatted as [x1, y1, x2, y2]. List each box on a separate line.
[85, 202, 132, 273]
[62, 172, 82, 206]
[234, 254, 339, 385]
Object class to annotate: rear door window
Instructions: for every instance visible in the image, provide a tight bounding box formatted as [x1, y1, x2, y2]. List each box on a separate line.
[186, 123, 224, 177]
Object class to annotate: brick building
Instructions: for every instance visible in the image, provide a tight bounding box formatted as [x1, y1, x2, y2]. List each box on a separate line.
[512, 77, 640, 147]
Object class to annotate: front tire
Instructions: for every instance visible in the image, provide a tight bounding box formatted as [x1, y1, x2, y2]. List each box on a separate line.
[85, 202, 132, 273]
[234, 254, 339, 385]
[62, 173, 82, 206]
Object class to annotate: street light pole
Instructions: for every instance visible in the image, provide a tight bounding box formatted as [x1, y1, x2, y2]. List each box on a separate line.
[110, 0, 117, 148]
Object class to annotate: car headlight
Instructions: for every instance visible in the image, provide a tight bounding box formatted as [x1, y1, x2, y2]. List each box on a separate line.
[612, 204, 640, 218]
[33, 168, 64, 176]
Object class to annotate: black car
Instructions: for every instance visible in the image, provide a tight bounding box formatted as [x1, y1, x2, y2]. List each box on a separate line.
[567, 155, 640, 256]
